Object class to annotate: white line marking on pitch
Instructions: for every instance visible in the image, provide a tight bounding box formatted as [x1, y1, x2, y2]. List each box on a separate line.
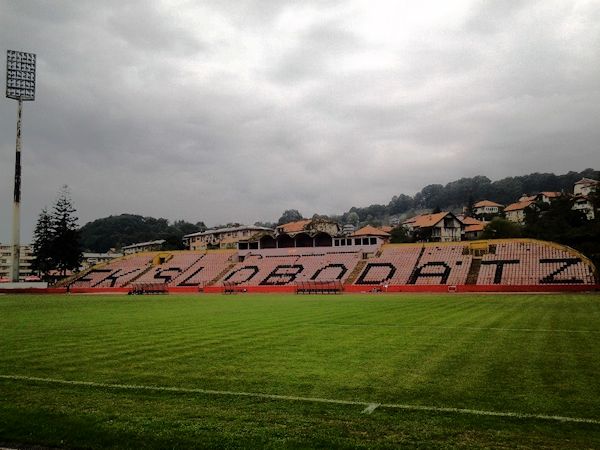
[1, 374, 599, 425]
[362, 403, 380, 414]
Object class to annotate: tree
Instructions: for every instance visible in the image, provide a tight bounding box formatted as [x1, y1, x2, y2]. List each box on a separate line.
[50, 186, 82, 276]
[387, 194, 413, 215]
[277, 209, 303, 225]
[389, 226, 410, 243]
[481, 218, 523, 239]
[465, 195, 475, 218]
[346, 211, 359, 226]
[79, 215, 206, 252]
[524, 197, 587, 241]
[30, 207, 54, 280]
[254, 221, 276, 229]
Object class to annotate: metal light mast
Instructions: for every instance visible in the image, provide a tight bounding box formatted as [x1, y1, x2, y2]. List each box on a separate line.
[5, 50, 36, 282]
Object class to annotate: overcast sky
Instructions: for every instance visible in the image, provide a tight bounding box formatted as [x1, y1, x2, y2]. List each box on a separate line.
[1, 0, 599, 243]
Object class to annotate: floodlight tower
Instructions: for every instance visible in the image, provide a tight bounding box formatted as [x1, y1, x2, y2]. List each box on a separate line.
[5, 50, 36, 282]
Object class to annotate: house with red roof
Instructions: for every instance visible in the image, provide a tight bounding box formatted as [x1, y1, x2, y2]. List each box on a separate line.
[457, 215, 486, 240]
[403, 212, 463, 242]
[538, 191, 562, 204]
[574, 177, 599, 197]
[473, 200, 503, 218]
[504, 200, 537, 224]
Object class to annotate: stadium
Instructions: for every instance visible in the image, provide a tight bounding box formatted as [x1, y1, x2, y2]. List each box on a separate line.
[25, 238, 600, 294]
[2, 2, 600, 448]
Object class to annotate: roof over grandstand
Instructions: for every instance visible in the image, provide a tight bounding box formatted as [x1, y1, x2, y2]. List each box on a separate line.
[1, 3, 600, 244]
[276, 220, 313, 234]
[184, 225, 273, 239]
[122, 239, 165, 250]
[351, 225, 390, 237]
[276, 218, 339, 236]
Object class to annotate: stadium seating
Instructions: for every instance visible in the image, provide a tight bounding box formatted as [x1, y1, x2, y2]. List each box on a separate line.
[220, 250, 363, 286]
[72, 254, 154, 288]
[135, 253, 202, 285]
[477, 241, 596, 285]
[354, 246, 422, 285]
[414, 245, 472, 285]
[67, 240, 597, 291]
[173, 252, 234, 287]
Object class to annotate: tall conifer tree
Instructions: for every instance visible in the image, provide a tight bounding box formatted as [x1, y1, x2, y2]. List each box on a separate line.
[50, 185, 82, 276]
[31, 207, 54, 279]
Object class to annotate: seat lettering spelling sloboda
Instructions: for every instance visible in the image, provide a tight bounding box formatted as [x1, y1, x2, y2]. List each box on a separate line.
[310, 264, 348, 281]
[178, 266, 204, 286]
[355, 263, 396, 285]
[153, 267, 182, 283]
[100, 268, 140, 287]
[223, 266, 260, 284]
[260, 265, 304, 285]
[408, 262, 451, 285]
[77, 269, 112, 286]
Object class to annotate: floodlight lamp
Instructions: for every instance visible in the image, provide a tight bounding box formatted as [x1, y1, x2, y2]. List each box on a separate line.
[6, 50, 36, 101]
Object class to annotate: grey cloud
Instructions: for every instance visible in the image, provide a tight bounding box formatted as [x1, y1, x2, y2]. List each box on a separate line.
[269, 18, 363, 83]
[1, 1, 600, 244]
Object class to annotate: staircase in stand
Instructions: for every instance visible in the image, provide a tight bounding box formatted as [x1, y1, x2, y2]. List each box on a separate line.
[407, 246, 426, 284]
[466, 258, 482, 285]
[207, 262, 237, 287]
[345, 260, 367, 285]
[125, 265, 154, 286]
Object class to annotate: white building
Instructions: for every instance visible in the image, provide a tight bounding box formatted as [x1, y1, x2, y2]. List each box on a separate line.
[81, 251, 123, 270]
[184, 225, 273, 250]
[0, 244, 35, 281]
[473, 200, 503, 217]
[574, 178, 599, 197]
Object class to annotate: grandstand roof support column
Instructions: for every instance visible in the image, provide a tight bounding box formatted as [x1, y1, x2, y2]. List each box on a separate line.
[5, 50, 36, 282]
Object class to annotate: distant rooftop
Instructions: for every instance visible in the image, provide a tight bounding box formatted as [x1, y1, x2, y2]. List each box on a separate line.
[184, 225, 273, 239]
[122, 239, 165, 250]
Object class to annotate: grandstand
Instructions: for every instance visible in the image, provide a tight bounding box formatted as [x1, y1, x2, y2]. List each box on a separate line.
[55, 239, 598, 294]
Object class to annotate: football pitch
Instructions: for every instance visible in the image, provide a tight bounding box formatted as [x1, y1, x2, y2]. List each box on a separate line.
[1, 293, 599, 449]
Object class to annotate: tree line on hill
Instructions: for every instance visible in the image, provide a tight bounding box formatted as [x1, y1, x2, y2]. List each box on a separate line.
[338, 168, 598, 225]
[79, 215, 207, 253]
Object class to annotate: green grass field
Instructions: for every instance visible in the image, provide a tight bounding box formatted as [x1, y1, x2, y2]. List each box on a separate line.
[1, 293, 599, 449]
